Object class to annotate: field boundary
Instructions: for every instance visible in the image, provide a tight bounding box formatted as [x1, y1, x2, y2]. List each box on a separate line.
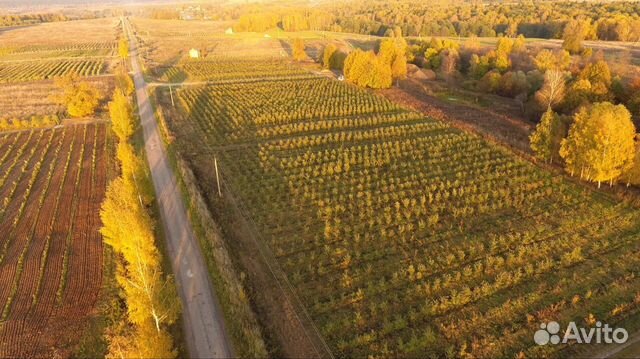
[215, 160, 335, 359]
[152, 85, 333, 358]
[150, 89, 269, 357]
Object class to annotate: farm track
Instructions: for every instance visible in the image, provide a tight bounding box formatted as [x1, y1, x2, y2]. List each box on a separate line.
[148, 73, 321, 88]
[125, 17, 235, 358]
[0, 124, 107, 357]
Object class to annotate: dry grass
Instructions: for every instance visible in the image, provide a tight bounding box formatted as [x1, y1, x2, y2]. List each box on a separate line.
[132, 18, 286, 66]
[0, 18, 119, 47]
[0, 77, 114, 119]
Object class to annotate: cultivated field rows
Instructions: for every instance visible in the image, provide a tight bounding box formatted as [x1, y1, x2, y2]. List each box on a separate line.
[0, 59, 105, 83]
[0, 18, 119, 84]
[158, 62, 640, 358]
[0, 123, 107, 357]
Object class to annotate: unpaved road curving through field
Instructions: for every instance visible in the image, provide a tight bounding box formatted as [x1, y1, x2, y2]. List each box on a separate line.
[123, 18, 234, 359]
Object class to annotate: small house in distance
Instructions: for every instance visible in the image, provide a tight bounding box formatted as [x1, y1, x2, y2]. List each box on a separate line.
[189, 48, 200, 58]
[225, 27, 234, 35]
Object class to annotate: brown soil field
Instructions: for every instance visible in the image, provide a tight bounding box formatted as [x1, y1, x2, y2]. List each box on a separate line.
[0, 123, 109, 357]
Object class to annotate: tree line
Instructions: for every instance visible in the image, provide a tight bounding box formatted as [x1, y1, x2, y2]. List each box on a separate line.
[225, 1, 640, 42]
[325, 0, 640, 41]
[531, 102, 638, 189]
[299, 27, 640, 189]
[0, 13, 67, 27]
[99, 59, 181, 356]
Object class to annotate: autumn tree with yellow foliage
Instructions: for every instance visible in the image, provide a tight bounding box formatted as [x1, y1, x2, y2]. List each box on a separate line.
[118, 37, 129, 62]
[378, 37, 407, 84]
[115, 65, 135, 96]
[344, 49, 392, 89]
[344, 36, 408, 89]
[101, 84, 180, 358]
[621, 138, 640, 187]
[560, 102, 636, 187]
[53, 73, 103, 118]
[530, 109, 567, 164]
[109, 90, 135, 142]
[292, 38, 307, 61]
[322, 43, 338, 69]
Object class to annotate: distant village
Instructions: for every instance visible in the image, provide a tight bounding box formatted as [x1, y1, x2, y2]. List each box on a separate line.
[179, 5, 210, 21]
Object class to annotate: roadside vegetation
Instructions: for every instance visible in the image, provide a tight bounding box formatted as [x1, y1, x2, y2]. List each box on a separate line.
[99, 64, 181, 358]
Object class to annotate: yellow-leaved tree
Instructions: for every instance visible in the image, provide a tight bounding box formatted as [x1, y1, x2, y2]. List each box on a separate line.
[53, 73, 103, 118]
[378, 37, 407, 84]
[101, 87, 180, 358]
[109, 90, 134, 142]
[101, 158, 180, 358]
[621, 138, 640, 187]
[322, 43, 338, 69]
[118, 37, 129, 62]
[344, 49, 392, 89]
[115, 66, 135, 96]
[292, 39, 307, 61]
[530, 109, 567, 164]
[560, 102, 636, 187]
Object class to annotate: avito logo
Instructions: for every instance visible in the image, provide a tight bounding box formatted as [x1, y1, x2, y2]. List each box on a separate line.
[534, 321, 628, 345]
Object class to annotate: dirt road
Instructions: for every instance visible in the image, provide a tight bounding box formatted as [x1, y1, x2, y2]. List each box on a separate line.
[123, 18, 234, 359]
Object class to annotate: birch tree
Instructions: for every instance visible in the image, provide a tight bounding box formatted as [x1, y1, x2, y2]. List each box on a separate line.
[560, 102, 635, 187]
[535, 69, 566, 110]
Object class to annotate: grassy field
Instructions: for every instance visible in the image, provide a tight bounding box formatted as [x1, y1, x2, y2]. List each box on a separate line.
[153, 51, 640, 357]
[0, 18, 119, 46]
[0, 123, 109, 357]
[131, 17, 374, 76]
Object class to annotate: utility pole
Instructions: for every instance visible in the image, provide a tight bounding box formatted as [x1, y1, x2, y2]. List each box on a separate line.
[169, 85, 175, 107]
[214, 156, 222, 197]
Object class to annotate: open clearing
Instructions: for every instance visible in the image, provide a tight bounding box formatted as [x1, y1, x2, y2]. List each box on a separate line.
[153, 53, 640, 357]
[0, 123, 109, 357]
